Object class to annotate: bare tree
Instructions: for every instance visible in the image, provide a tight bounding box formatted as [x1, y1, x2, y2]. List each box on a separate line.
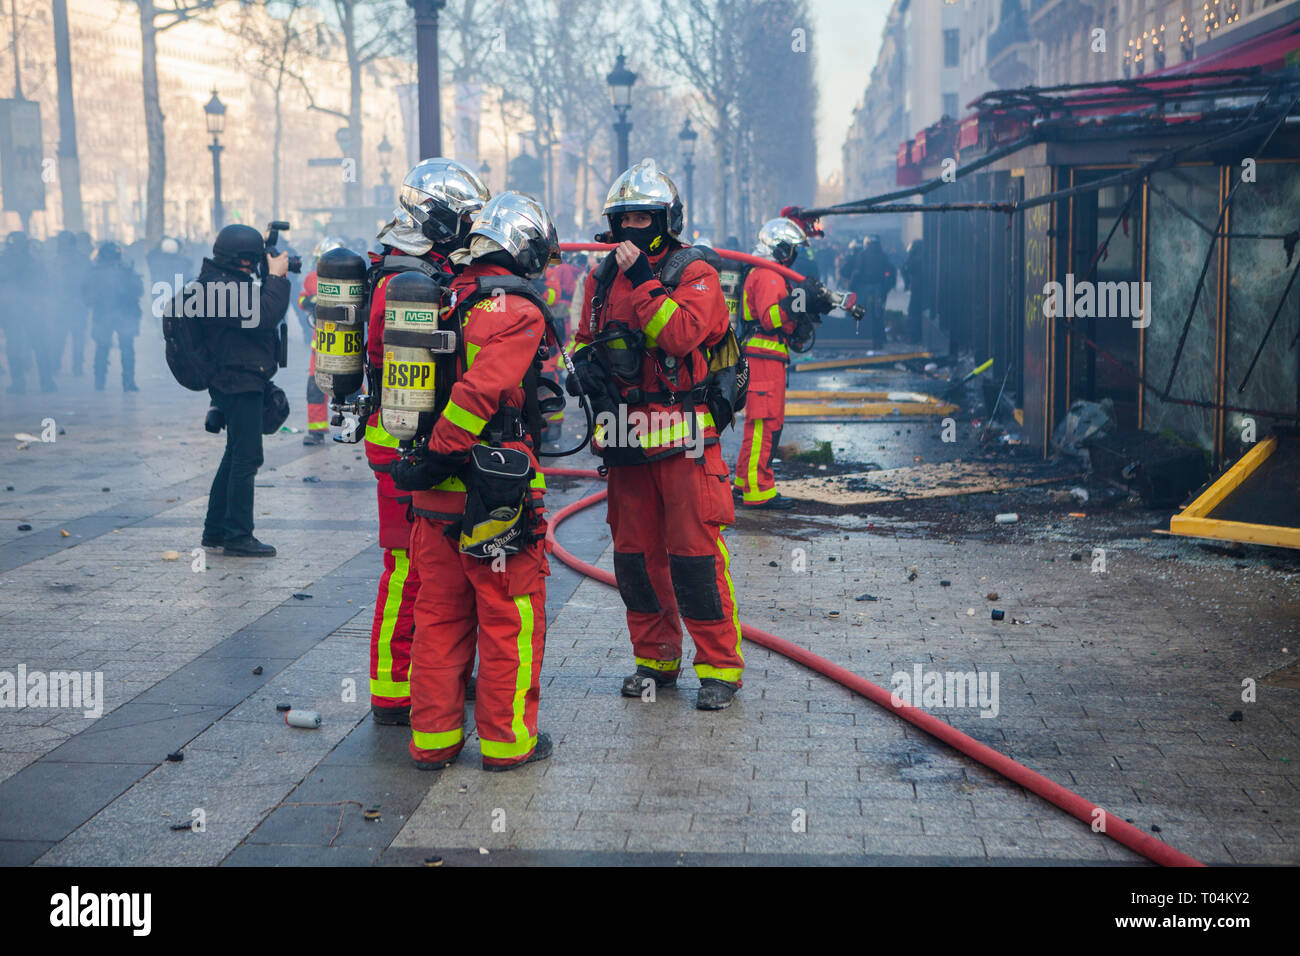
[653, 0, 746, 239]
[312, 0, 408, 206]
[229, 0, 316, 219]
[738, 0, 817, 221]
[500, 0, 623, 235]
[130, 0, 222, 243]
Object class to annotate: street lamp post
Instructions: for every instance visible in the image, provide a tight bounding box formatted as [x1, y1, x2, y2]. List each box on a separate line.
[376, 132, 393, 206]
[678, 118, 698, 236]
[606, 49, 636, 178]
[408, 0, 447, 158]
[204, 89, 226, 233]
[479, 159, 491, 191]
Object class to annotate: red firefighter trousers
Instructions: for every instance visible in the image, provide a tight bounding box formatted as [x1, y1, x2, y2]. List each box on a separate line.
[306, 348, 329, 432]
[735, 356, 787, 504]
[370, 471, 419, 708]
[408, 516, 547, 768]
[606, 442, 744, 685]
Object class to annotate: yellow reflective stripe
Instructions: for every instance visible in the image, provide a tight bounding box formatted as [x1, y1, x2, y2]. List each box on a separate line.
[365, 420, 401, 448]
[643, 298, 678, 348]
[744, 419, 764, 496]
[643, 412, 715, 448]
[530, 471, 547, 491]
[768, 304, 782, 329]
[573, 341, 590, 353]
[370, 677, 410, 698]
[412, 726, 464, 750]
[480, 595, 537, 760]
[308, 421, 330, 430]
[742, 287, 753, 324]
[444, 400, 488, 435]
[695, 664, 743, 683]
[742, 487, 777, 503]
[466, 342, 480, 366]
[373, 548, 409, 699]
[746, 336, 788, 355]
[635, 657, 681, 673]
[707, 535, 743, 682]
[545, 287, 558, 305]
[434, 475, 467, 492]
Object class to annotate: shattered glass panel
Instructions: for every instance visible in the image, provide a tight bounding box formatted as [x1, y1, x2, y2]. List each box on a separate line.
[1223, 160, 1300, 463]
[1144, 166, 1220, 453]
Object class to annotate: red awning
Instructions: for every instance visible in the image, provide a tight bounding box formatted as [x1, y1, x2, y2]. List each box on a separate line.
[1155, 20, 1300, 75]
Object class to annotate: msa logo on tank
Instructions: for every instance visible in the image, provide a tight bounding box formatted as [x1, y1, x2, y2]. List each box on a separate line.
[317, 279, 364, 299]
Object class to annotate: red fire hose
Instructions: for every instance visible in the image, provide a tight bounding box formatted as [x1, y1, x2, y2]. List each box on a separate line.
[541, 466, 1205, 867]
[559, 242, 807, 284]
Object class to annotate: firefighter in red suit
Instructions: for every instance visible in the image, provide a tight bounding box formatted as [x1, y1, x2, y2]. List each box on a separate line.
[391, 191, 559, 771]
[573, 158, 744, 711]
[364, 158, 490, 725]
[734, 217, 819, 510]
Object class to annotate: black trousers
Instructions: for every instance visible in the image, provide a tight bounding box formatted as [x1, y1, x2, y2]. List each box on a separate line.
[93, 330, 135, 388]
[204, 388, 265, 542]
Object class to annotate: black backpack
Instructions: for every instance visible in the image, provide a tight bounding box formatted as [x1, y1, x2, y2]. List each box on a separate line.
[653, 246, 749, 429]
[162, 281, 217, 392]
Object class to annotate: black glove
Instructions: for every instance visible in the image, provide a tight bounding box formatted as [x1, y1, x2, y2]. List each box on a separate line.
[799, 278, 835, 315]
[390, 450, 467, 492]
[567, 351, 607, 398]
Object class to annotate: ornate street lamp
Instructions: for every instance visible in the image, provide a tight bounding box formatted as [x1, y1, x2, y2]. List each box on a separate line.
[678, 117, 698, 234]
[606, 49, 637, 178]
[204, 89, 226, 233]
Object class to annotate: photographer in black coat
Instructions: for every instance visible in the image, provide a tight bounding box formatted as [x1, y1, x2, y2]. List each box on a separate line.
[198, 224, 290, 557]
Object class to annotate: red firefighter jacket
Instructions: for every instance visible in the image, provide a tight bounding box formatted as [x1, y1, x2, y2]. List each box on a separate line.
[409, 261, 548, 517]
[741, 265, 794, 365]
[574, 244, 729, 459]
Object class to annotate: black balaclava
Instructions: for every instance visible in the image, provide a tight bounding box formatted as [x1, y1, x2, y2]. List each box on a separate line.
[612, 210, 669, 257]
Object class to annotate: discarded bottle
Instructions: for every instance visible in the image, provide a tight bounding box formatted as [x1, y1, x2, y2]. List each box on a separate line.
[994, 513, 1019, 524]
[284, 709, 322, 729]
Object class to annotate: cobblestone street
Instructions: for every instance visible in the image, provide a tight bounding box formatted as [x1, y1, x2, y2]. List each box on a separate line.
[1, 337, 1295, 866]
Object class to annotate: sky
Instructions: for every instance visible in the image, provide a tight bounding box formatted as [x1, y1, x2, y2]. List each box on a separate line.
[811, 0, 891, 183]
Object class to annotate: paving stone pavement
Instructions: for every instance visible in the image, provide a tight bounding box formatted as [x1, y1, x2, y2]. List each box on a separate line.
[1, 335, 1296, 865]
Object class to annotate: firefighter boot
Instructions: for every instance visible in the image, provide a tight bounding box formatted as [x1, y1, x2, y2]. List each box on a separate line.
[696, 678, 738, 711]
[372, 703, 411, 726]
[621, 666, 678, 698]
[482, 732, 553, 773]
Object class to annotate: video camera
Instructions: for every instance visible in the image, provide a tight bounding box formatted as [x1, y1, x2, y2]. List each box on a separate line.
[265, 221, 302, 275]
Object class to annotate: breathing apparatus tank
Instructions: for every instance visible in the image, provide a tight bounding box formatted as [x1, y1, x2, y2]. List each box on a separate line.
[312, 248, 369, 401]
[379, 271, 456, 445]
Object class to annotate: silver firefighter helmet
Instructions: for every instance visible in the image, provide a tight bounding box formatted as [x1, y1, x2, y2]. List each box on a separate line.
[467, 191, 560, 279]
[602, 158, 684, 239]
[399, 157, 490, 241]
[312, 236, 347, 260]
[755, 217, 809, 261]
[378, 157, 490, 255]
